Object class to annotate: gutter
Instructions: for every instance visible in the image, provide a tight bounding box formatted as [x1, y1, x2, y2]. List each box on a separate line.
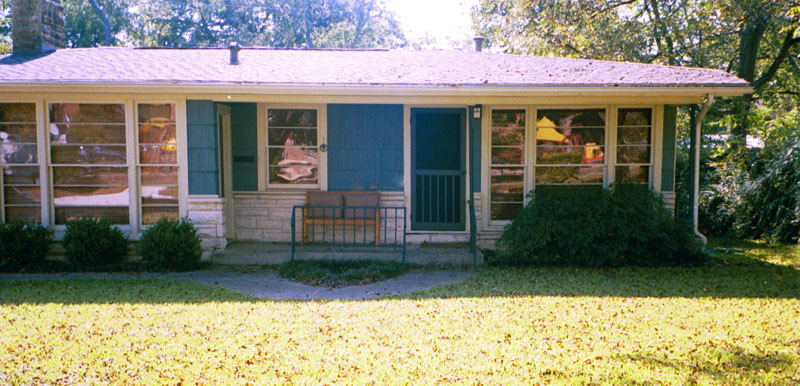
[693, 93, 714, 244]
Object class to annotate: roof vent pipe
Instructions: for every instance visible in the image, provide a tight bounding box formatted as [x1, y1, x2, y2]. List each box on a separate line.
[473, 36, 484, 52]
[229, 42, 241, 65]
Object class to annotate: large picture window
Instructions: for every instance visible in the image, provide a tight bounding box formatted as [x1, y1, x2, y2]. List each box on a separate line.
[616, 108, 652, 184]
[267, 108, 319, 186]
[535, 109, 606, 187]
[0, 103, 41, 222]
[489, 109, 526, 221]
[138, 104, 179, 225]
[49, 103, 129, 224]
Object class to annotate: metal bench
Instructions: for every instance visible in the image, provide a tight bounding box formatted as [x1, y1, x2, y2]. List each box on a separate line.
[291, 191, 407, 261]
[302, 191, 381, 245]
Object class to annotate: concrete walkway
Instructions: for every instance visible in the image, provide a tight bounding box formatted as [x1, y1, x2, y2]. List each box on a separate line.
[0, 268, 473, 300]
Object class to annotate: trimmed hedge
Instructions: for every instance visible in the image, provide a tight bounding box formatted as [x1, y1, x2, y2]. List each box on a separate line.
[63, 218, 129, 270]
[490, 184, 706, 267]
[136, 217, 202, 272]
[0, 220, 53, 272]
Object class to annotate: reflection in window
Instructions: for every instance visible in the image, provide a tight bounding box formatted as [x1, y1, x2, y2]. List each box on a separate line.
[490, 109, 525, 221]
[536, 109, 605, 186]
[267, 109, 318, 185]
[50, 103, 129, 224]
[616, 108, 652, 184]
[0, 103, 41, 222]
[138, 104, 179, 225]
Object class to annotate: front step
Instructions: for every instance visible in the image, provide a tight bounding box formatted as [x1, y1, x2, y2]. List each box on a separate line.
[211, 242, 483, 266]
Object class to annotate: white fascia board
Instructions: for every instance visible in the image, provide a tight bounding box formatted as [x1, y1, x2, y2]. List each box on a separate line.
[0, 82, 754, 98]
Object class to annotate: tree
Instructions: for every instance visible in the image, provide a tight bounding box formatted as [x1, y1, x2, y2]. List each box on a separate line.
[63, 0, 129, 47]
[472, 0, 800, 145]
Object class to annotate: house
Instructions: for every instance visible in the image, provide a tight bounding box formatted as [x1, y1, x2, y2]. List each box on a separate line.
[0, 0, 752, 255]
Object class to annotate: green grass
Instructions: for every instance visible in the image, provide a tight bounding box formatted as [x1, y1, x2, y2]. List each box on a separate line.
[1, 239, 799, 385]
[279, 259, 415, 288]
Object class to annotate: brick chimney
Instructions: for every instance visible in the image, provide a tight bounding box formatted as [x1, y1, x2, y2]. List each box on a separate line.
[12, 0, 66, 53]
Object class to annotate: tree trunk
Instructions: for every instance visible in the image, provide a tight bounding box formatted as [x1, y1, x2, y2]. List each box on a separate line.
[733, 13, 768, 145]
[88, 0, 113, 46]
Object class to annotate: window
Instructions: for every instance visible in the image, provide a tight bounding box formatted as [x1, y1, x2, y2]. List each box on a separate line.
[138, 104, 179, 225]
[49, 103, 129, 224]
[489, 109, 526, 221]
[0, 103, 41, 222]
[616, 108, 652, 184]
[266, 108, 319, 186]
[535, 109, 606, 187]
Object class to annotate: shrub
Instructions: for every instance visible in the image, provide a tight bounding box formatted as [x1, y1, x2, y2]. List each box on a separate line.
[491, 184, 706, 267]
[63, 217, 129, 269]
[136, 217, 202, 272]
[0, 220, 53, 272]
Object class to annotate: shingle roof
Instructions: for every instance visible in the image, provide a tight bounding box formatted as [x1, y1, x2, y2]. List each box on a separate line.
[0, 47, 750, 89]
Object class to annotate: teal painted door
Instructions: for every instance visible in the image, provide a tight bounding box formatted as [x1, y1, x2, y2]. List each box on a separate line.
[411, 108, 466, 231]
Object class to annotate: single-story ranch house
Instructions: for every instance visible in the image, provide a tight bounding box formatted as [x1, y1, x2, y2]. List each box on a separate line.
[1, 0, 752, 255]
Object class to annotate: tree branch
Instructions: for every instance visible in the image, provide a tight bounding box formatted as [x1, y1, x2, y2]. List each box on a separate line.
[87, 0, 113, 46]
[752, 25, 800, 90]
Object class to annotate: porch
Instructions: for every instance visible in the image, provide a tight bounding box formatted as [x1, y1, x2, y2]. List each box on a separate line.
[211, 242, 484, 266]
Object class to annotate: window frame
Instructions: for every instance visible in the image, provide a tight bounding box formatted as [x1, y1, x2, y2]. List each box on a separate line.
[613, 105, 658, 188]
[0, 101, 44, 224]
[533, 106, 610, 188]
[485, 106, 530, 225]
[47, 101, 132, 229]
[135, 102, 182, 228]
[261, 104, 327, 190]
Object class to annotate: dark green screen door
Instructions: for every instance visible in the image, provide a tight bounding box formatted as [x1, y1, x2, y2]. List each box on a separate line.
[411, 108, 466, 231]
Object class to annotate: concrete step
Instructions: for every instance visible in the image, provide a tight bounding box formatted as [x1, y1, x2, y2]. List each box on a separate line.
[211, 242, 483, 266]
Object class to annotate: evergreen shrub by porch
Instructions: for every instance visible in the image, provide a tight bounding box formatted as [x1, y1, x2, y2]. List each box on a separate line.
[136, 217, 202, 272]
[0, 220, 53, 272]
[490, 184, 706, 267]
[63, 218, 129, 269]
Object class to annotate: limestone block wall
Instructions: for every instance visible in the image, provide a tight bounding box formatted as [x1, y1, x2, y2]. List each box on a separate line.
[662, 191, 677, 213]
[232, 191, 494, 244]
[187, 196, 226, 258]
[233, 191, 408, 243]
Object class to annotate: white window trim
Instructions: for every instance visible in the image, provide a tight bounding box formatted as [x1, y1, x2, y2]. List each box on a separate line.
[260, 103, 327, 191]
[32, 96, 187, 237]
[134, 100, 186, 230]
[614, 105, 658, 189]
[0, 100, 45, 224]
[532, 105, 610, 188]
[484, 106, 529, 227]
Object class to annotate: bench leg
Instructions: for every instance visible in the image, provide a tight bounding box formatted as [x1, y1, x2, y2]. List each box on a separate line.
[375, 212, 380, 246]
[303, 222, 308, 244]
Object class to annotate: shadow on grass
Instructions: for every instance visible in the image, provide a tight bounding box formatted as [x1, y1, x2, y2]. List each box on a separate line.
[617, 344, 798, 384]
[1, 238, 798, 304]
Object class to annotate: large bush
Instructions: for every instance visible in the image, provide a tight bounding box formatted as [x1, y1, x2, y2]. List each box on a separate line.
[63, 218, 129, 269]
[491, 184, 705, 267]
[698, 133, 800, 243]
[136, 217, 202, 272]
[0, 220, 53, 271]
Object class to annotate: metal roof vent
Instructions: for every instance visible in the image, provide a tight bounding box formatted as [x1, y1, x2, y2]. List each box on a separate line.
[229, 42, 241, 65]
[474, 37, 484, 52]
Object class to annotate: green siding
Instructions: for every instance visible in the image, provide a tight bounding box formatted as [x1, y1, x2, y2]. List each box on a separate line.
[229, 103, 258, 191]
[186, 100, 219, 195]
[469, 105, 482, 192]
[661, 105, 677, 192]
[327, 104, 403, 191]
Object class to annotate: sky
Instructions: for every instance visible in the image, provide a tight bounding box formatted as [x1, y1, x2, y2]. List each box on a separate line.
[386, 0, 480, 49]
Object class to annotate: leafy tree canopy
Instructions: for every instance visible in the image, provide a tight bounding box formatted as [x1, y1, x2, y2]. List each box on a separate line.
[0, 0, 405, 52]
[473, 0, 800, 143]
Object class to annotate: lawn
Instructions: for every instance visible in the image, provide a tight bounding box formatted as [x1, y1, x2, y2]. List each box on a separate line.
[1, 240, 799, 385]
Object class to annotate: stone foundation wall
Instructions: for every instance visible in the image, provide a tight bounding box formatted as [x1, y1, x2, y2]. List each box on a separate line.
[187, 196, 226, 259]
[232, 191, 495, 244]
[662, 191, 677, 214]
[233, 191, 406, 243]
